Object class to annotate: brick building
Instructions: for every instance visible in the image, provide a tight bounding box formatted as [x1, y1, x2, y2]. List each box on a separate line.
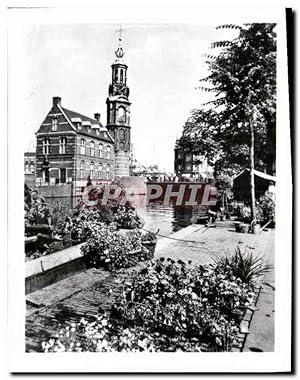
[35, 96, 115, 192]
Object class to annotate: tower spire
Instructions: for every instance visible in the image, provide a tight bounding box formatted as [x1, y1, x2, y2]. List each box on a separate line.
[117, 23, 123, 43]
[106, 25, 131, 177]
[115, 23, 125, 59]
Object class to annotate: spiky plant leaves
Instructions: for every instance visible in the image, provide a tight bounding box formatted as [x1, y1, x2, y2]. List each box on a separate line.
[212, 246, 273, 284]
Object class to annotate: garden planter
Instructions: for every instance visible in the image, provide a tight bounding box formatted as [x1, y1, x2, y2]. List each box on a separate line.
[251, 224, 260, 234]
[231, 309, 245, 322]
[196, 216, 209, 225]
[240, 224, 249, 233]
[34, 216, 48, 225]
[105, 261, 113, 271]
[142, 242, 156, 259]
[234, 222, 242, 232]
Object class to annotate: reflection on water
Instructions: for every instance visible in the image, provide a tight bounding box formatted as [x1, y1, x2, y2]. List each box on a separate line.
[138, 203, 197, 238]
[44, 197, 198, 239]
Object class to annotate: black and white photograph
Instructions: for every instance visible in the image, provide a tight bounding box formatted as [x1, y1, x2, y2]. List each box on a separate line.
[6, 2, 292, 374]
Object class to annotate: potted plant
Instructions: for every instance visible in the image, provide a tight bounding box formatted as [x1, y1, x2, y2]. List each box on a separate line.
[251, 222, 260, 234]
[225, 212, 232, 220]
[141, 231, 158, 259]
[234, 221, 242, 232]
[240, 223, 249, 233]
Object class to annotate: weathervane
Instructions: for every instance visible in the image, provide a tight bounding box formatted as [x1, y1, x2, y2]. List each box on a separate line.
[115, 23, 125, 59]
[116, 23, 125, 44]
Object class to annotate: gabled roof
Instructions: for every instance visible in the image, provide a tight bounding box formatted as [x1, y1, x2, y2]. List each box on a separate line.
[234, 168, 276, 182]
[35, 98, 114, 144]
[61, 107, 114, 143]
[61, 108, 103, 127]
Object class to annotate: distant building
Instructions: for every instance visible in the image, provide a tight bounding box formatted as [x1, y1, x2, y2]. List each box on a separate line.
[24, 152, 36, 187]
[130, 160, 174, 181]
[174, 139, 213, 180]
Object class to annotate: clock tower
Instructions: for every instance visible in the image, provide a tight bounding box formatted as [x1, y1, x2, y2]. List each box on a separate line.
[106, 31, 131, 177]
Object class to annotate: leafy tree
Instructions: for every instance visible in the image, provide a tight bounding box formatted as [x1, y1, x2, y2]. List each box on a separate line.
[180, 23, 276, 222]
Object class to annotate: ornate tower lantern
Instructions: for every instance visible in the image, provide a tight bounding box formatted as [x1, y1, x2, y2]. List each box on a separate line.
[106, 25, 131, 177]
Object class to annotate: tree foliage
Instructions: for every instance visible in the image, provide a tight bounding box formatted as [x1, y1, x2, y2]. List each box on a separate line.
[179, 23, 276, 177]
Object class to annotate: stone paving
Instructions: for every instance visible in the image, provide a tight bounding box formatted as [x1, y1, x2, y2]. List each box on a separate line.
[243, 231, 275, 352]
[25, 220, 275, 352]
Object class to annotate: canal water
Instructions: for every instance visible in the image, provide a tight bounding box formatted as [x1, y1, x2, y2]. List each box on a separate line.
[138, 203, 197, 238]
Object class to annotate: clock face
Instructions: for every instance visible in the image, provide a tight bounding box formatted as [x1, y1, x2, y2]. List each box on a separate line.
[117, 107, 126, 123]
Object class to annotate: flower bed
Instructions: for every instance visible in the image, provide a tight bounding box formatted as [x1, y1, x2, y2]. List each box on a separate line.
[24, 184, 147, 261]
[42, 248, 270, 352]
[80, 224, 157, 270]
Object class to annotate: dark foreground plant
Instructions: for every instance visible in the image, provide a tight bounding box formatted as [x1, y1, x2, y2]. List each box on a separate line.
[212, 247, 273, 284]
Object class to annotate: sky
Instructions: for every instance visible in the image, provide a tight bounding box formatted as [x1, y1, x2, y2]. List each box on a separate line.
[9, 21, 228, 172]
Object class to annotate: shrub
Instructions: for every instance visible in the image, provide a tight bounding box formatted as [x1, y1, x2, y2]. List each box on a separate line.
[41, 315, 202, 353]
[80, 225, 143, 269]
[49, 201, 72, 234]
[24, 186, 52, 229]
[212, 247, 273, 284]
[111, 259, 253, 351]
[256, 192, 275, 224]
[113, 206, 144, 229]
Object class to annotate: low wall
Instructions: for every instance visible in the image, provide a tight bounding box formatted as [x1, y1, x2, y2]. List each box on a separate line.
[25, 243, 86, 294]
[36, 183, 74, 198]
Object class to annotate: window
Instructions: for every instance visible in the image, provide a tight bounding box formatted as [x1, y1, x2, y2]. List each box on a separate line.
[106, 164, 110, 179]
[90, 161, 95, 179]
[80, 139, 86, 155]
[52, 117, 58, 131]
[185, 153, 192, 162]
[60, 168, 66, 183]
[90, 141, 95, 157]
[43, 138, 50, 154]
[80, 160, 85, 178]
[59, 137, 67, 154]
[43, 169, 49, 183]
[30, 161, 34, 173]
[98, 163, 103, 179]
[106, 146, 111, 159]
[99, 143, 103, 158]
[25, 161, 29, 172]
[117, 107, 126, 123]
[119, 129, 125, 141]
